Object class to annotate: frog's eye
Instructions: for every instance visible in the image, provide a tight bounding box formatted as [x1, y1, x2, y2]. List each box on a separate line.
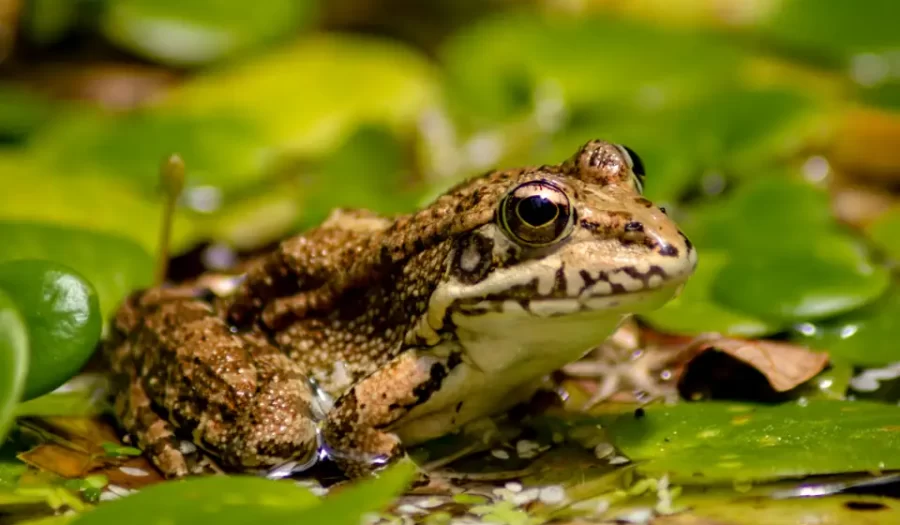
[619, 144, 646, 194]
[500, 181, 574, 246]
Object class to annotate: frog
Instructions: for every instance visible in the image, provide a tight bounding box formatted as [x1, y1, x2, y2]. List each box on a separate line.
[103, 139, 697, 479]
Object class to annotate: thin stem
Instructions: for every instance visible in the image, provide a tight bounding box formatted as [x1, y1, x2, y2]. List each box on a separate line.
[155, 154, 186, 286]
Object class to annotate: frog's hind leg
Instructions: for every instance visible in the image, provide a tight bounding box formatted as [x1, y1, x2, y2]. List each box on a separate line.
[109, 354, 191, 478]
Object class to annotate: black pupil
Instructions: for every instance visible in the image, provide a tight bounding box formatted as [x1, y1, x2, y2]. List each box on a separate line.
[622, 145, 645, 177]
[517, 195, 558, 227]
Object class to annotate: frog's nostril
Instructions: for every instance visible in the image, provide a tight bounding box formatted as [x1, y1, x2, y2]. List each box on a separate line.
[624, 221, 644, 233]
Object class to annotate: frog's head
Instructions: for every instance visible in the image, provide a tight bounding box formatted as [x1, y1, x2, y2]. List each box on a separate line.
[425, 140, 696, 368]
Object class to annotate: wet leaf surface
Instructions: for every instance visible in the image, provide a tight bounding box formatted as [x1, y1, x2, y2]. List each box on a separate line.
[0, 260, 101, 401]
[0, 289, 28, 443]
[793, 286, 900, 367]
[600, 400, 900, 484]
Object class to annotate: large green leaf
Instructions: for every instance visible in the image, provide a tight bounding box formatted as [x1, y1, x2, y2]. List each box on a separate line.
[793, 286, 900, 367]
[760, 0, 900, 60]
[0, 289, 28, 443]
[711, 234, 890, 323]
[0, 222, 153, 320]
[0, 260, 101, 400]
[600, 400, 900, 484]
[71, 460, 415, 525]
[162, 34, 440, 160]
[641, 251, 778, 337]
[0, 153, 196, 255]
[101, 0, 318, 66]
[868, 205, 900, 262]
[441, 10, 748, 122]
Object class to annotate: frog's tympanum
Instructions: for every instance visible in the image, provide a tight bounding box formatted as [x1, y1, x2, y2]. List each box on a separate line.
[104, 140, 697, 479]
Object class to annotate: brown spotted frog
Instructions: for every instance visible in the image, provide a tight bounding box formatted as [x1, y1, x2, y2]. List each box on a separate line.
[104, 140, 697, 479]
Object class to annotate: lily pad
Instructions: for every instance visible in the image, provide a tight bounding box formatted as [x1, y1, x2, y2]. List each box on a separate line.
[641, 251, 778, 337]
[0, 153, 196, 255]
[680, 177, 834, 253]
[72, 460, 415, 525]
[299, 125, 425, 228]
[0, 85, 53, 141]
[0, 289, 28, 442]
[711, 234, 890, 323]
[101, 0, 318, 66]
[441, 10, 747, 122]
[162, 34, 440, 160]
[0, 260, 101, 401]
[868, 205, 900, 262]
[600, 400, 900, 484]
[38, 111, 269, 196]
[760, 0, 900, 60]
[792, 287, 900, 367]
[0, 222, 153, 320]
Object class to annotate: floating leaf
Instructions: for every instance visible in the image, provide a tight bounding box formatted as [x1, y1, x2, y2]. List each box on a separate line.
[0, 222, 153, 319]
[298, 125, 425, 228]
[37, 111, 269, 196]
[441, 10, 747, 122]
[760, 0, 900, 60]
[600, 400, 900, 484]
[71, 460, 415, 525]
[0, 289, 28, 443]
[0, 85, 53, 141]
[868, 205, 900, 262]
[641, 251, 777, 337]
[711, 234, 890, 323]
[793, 286, 900, 367]
[0, 260, 101, 400]
[294, 459, 416, 524]
[0, 153, 196, 255]
[101, 0, 318, 66]
[162, 34, 440, 160]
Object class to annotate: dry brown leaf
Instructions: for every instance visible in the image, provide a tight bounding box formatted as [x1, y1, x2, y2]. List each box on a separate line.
[692, 337, 829, 392]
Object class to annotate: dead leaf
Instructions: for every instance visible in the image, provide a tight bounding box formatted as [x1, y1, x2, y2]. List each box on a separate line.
[687, 338, 830, 393]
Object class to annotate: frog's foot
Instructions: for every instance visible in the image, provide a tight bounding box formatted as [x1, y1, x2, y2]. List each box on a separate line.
[322, 350, 457, 479]
[111, 368, 190, 478]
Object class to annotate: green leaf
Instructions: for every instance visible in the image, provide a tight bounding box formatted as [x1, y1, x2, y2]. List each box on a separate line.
[0, 85, 54, 141]
[441, 11, 747, 122]
[600, 400, 900, 484]
[793, 287, 900, 367]
[101, 0, 318, 66]
[680, 177, 834, 253]
[0, 260, 102, 401]
[71, 461, 415, 525]
[71, 476, 321, 525]
[38, 111, 269, 196]
[0, 153, 196, 256]
[295, 459, 416, 524]
[162, 34, 440, 160]
[760, 0, 900, 60]
[299, 125, 425, 227]
[641, 251, 778, 337]
[0, 222, 154, 320]
[0, 289, 28, 443]
[21, 0, 82, 46]
[711, 234, 890, 323]
[868, 205, 900, 262]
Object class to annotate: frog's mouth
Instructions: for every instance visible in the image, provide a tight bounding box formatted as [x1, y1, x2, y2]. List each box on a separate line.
[447, 260, 693, 319]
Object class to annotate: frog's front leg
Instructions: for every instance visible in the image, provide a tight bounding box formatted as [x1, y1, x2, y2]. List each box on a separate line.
[322, 350, 461, 478]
